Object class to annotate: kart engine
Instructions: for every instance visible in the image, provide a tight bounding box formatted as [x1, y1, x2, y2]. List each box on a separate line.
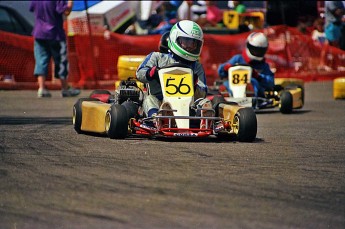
[115, 79, 142, 105]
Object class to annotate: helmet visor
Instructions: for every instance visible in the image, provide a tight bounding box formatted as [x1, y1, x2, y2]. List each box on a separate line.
[247, 42, 267, 58]
[176, 37, 202, 55]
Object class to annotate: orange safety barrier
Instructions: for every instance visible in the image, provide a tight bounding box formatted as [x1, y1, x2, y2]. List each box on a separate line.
[1, 25, 345, 90]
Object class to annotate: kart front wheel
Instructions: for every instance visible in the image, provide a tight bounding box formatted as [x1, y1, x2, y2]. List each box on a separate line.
[73, 98, 99, 134]
[105, 104, 129, 139]
[233, 107, 257, 142]
[280, 91, 293, 114]
[121, 101, 139, 119]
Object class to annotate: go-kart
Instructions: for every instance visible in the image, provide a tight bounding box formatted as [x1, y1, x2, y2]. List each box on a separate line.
[210, 64, 304, 114]
[73, 64, 258, 142]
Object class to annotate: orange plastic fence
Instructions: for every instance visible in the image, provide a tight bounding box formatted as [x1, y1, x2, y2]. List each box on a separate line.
[1, 25, 345, 90]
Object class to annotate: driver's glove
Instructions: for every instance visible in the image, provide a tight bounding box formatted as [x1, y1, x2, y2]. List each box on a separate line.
[146, 66, 160, 81]
[223, 63, 232, 71]
[252, 70, 262, 82]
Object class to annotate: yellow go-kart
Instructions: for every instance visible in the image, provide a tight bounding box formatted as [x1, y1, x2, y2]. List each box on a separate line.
[73, 64, 258, 142]
[211, 64, 304, 114]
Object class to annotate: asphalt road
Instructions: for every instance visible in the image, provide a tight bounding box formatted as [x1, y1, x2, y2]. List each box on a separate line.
[0, 81, 344, 229]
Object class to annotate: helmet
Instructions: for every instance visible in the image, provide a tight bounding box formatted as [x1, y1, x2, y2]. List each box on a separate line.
[168, 20, 204, 62]
[159, 31, 170, 54]
[246, 32, 268, 61]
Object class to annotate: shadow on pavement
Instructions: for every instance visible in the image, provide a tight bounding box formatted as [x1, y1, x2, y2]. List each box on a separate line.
[0, 117, 72, 125]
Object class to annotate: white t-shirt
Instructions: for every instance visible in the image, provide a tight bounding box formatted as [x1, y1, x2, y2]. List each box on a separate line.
[312, 29, 326, 45]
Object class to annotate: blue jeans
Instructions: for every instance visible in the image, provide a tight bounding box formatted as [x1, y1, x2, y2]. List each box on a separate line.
[34, 39, 68, 79]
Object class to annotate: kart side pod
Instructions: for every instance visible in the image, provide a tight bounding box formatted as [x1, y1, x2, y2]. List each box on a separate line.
[218, 103, 257, 142]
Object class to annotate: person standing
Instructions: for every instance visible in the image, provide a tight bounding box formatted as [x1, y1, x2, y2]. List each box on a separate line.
[30, 0, 80, 98]
[230, 1, 246, 13]
[196, 1, 223, 28]
[324, 1, 345, 49]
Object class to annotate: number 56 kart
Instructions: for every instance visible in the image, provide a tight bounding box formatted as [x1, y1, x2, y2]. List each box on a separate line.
[73, 64, 258, 142]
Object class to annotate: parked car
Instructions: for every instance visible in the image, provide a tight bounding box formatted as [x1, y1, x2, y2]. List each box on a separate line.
[0, 4, 33, 36]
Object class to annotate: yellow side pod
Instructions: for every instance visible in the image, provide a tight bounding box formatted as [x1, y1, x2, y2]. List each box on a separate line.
[274, 78, 304, 88]
[117, 55, 146, 81]
[333, 77, 345, 99]
[81, 101, 111, 133]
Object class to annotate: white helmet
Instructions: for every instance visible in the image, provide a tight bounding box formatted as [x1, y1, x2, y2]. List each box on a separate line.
[246, 32, 268, 61]
[168, 20, 204, 62]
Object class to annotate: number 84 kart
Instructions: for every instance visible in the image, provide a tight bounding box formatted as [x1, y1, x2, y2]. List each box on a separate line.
[212, 64, 304, 114]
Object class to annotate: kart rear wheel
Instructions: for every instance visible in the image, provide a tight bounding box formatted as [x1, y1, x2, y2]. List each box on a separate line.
[233, 107, 257, 142]
[105, 104, 129, 139]
[73, 98, 99, 134]
[280, 91, 293, 114]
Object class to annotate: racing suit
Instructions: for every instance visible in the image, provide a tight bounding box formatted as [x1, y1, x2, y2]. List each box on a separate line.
[218, 49, 275, 98]
[136, 51, 209, 117]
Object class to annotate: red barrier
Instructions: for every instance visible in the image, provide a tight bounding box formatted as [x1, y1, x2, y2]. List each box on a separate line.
[1, 25, 345, 90]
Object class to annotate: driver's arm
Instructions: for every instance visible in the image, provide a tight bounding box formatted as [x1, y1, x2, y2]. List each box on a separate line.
[136, 52, 160, 83]
[194, 63, 208, 100]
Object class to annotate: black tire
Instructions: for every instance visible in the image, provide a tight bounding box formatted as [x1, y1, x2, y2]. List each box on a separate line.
[73, 98, 99, 134]
[105, 104, 129, 139]
[234, 108, 257, 142]
[89, 89, 111, 97]
[280, 91, 293, 114]
[121, 101, 139, 119]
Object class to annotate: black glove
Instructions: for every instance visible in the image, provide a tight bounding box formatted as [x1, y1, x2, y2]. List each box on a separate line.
[146, 66, 160, 81]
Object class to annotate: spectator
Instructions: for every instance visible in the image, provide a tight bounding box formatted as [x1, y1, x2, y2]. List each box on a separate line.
[190, 1, 207, 21]
[30, 0, 80, 98]
[311, 17, 331, 71]
[164, 1, 184, 22]
[229, 1, 246, 13]
[311, 17, 326, 46]
[196, 1, 223, 28]
[324, 1, 345, 48]
[218, 32, 274, 107]
[148, 1, 183, 35]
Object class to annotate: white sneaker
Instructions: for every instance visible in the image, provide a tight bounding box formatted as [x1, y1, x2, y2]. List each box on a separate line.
[62, 87, 80, 97]
[37, 88, 51, 98]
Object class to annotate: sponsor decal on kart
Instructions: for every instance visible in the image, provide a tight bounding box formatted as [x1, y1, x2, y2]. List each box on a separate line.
[173, 133, 198, 137]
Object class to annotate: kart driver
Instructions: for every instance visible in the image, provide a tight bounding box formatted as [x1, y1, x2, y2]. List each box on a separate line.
[136, 20, 212, 128]
[158, 31, 170, 54]
[217, 32, 275, 100]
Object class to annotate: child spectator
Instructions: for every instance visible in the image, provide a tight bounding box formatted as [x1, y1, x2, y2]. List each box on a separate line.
[196, 1, 223, 28]
[311, 17, 326, 46]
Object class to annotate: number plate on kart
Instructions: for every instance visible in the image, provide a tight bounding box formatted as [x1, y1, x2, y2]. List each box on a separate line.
[231, 69, 250, 86]
[163, 73, 194, 97]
